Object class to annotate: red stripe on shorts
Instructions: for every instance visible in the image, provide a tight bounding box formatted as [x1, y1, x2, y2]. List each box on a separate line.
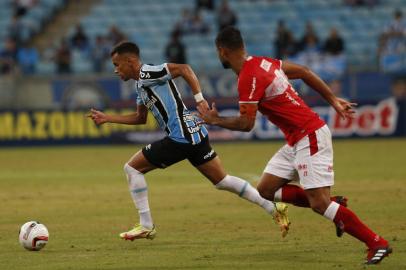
[308, 131, 318, 156]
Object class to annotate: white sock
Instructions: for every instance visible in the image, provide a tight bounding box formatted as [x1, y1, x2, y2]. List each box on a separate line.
[323, 201, 340, 221]
[124, 163, 153, 229]
[215, 175, 275, 214]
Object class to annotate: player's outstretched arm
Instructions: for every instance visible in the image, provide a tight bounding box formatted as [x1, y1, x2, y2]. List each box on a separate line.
[166, 63, 209, 112]
[281, 61, 356, 119]
[198, 102, 256, 132]
[87, 105, 148, 125]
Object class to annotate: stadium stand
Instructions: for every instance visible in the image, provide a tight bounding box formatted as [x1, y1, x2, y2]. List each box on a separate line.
[1, 0, 405, 74]
[67, 0, 406, 74]
[0, 0, 65, 44]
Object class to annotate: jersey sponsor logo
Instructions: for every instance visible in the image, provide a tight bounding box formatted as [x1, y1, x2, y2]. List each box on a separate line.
[140, 65, 167, 80]
[274, 69, 290, 91]
[264, 68, 291, 98]
[143, 86, 171, 135]
[203, 149, 215, 160]
[249, 77, 256, 99]
[285, 92, 301, 106]
[168, 80, 194, 143]
[145, 95, 158, 109]
[140, 71, 151, 79]
[183, 113, 195, 122]
[187, 126, 200, 134]
[260, 59, 272, 72]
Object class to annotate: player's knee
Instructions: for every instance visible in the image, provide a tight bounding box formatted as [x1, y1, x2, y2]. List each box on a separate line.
[124, 163, 142, 176]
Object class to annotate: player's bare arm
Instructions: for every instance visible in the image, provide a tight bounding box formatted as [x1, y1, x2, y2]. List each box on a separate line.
[166, 63, 209, 112]
[198, 102, 256, 132]
[88, 105, 148, 125]
[282, 61, 357, 119]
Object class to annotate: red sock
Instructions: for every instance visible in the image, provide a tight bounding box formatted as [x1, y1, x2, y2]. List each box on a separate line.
[333, 205, 387, 248]
[280, 185, 310, 207]
[280, 185, 345, 208]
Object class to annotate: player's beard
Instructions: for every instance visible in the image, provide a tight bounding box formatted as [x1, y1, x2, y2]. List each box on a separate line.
[221, 60, 231, 69]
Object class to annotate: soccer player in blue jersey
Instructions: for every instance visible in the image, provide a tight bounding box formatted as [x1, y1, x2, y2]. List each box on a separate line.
[88, 41, 289, 241]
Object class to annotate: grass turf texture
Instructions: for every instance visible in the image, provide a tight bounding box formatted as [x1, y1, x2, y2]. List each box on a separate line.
[0, 138, 405, 270]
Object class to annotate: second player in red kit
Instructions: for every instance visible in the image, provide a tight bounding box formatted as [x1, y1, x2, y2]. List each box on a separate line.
[198, 26, 392, 265]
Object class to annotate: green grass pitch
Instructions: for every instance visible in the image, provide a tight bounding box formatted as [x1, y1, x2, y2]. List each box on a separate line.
[0, 138, 405, 269]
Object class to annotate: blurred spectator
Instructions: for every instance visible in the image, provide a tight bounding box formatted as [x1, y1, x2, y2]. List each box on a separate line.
[106, 25, 127, 46]
[380, 9, 406, 54]
[291, 21, 343, 80]
[196, 0, 215, 11]
[175, 9, 209, 35]
[324, 28, 345, 55]
[378, 9, 406, 72]
[17, 42, 38, 74]
[301, 35, 321, 57]
[13, 0, 38, 17]
[7, 15, 25, 46]
[392, 77, 406, 100]
[297, 21, 319, 52]
[274, 20, 297, 59]
[343, 0, 378, 7]
[323, 34, 347, 80]
[70, 24, 89, 52]
[175, 8, 193, 34]
[165, 31, 187, 64]
[91, 35, 110, 73]
[0, 39, 17, 75]
[55, 39, 71, 74]
[217, 0, 238, 31]
[190, 11, 210, 34]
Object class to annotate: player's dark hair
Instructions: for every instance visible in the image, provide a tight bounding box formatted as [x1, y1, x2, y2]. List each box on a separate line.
[110, 41, 140, 57]
[215, 26, 244, 50]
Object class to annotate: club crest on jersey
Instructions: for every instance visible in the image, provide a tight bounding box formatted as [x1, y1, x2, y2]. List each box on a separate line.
[260, 59, 272, 72]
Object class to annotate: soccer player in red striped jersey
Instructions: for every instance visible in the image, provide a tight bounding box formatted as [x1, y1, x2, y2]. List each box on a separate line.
[198, 26, 391, 265]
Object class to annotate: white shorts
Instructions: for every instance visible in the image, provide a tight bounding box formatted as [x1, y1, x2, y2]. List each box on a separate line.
[264, 125, 334, 190]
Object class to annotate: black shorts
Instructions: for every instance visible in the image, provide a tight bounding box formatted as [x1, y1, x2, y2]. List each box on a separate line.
[142, 136, 217, 168]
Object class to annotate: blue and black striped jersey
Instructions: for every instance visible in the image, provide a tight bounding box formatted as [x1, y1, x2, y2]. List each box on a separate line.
[134, 63, 209, 145]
